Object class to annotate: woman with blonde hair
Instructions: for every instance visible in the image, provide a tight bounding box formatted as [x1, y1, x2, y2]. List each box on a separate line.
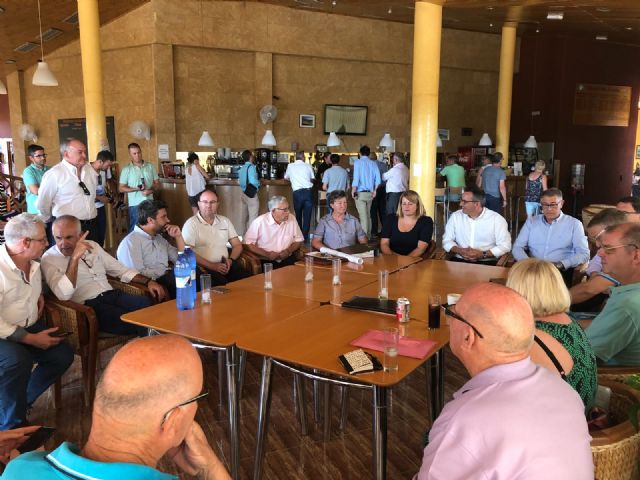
[506, 258, 597, 409]
[380, 190, 433, 257]
[524, 160, 548, 218]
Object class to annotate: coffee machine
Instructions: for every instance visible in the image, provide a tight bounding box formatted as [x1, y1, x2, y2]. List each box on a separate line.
[255, 148, 280, 179]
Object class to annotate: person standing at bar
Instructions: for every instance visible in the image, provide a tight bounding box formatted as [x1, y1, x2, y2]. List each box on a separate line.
[351, 145, 381, 238]
[185, 152, 209, 216]
[284, 151, 315, 243]
[238, 150, 260, 233]
[118, 143, 159, 233]
[479, 153, 507, 213]
[91, 150, 114, 247]
[370, 152, 388, 238]
[22, 144, 50, 215]
[383, 152, 409, 216]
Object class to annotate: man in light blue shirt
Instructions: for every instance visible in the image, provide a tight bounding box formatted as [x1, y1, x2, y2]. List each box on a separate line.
[238, 150, 260, 233]
[351, 145, 381, 237]
[22, 144, 50, 214]
[513, 188, 589, 285]
[322, 154, 349, 193]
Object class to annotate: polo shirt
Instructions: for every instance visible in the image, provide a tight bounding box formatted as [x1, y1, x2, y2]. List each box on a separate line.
[244, 211, 304, 254]
[119, 161, 159, 207]
[182, 213, 239, 263]
[117, 226, 178, 279]
[313, 213, 366, 250]
[439, 163, 465, 188]
[22, 163, 50, 214]
[480, 165, 506, 197]
[2, 442, 176, 480]
[322, 165, 349, 193]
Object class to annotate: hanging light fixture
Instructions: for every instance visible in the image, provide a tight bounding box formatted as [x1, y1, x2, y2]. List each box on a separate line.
[327, 132, 341, 148]
[0, 79, 7, 95]
[478, 133, 493, 146]
[524, 135, 538, 149]
[32, 0, 58, 86]
[261, 129, 277, 147]
[524, 36, 539, 150]
[436, 132, 443, 148]
[379, 133, 393, 149]
[198, 131, 214, 147]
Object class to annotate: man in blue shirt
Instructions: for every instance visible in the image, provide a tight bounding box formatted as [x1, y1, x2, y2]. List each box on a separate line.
[22, 144, 50, 215]
[513, 188, 590, 286]
[238, 150, 260, 234]
[3, 335, 231, 480]
[351, 145, 381, 238]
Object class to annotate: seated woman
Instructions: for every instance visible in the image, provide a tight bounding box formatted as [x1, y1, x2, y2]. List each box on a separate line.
[380, 190, 433, 257]
[311, 190, 367, 251]
[506, 258, 597, 410]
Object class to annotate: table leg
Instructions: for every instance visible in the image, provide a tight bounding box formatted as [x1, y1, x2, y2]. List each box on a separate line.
[238, 349, 247, 401]
[428, 349, 445, 421]
[217, 350, 225, 408]
[225, 345, 240, 480]
[294, 373, 308, 435]
[372, 386, 388, 480]
[323, 382, 332, 442]
[313, 370, 321, 424]
[339, 386, 350, 430]
[253, 356, 273, 480]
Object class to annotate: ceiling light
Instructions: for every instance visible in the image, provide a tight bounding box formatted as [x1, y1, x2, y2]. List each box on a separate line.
[595, 35, 608, 41]
[489, 23, 494, 27]
[331, 0, 336, 5]
[0, 80, 7, 95]
[327, 132, 341, 148]
[536, 28, 540, 33]
[387, 7, 392, 14]
[32, 0, 58, 87]
[478, 133, 493, 147]
[198, 131, 214, 147]
[379, 133, 393, 149]
[486, 6, 494, 10]
[436, 133, 443, 148]
[261, 129, 277, 147]
[625, 26, 633, 31]
[546, 11, 564, 20]
[524, 135, 538, 149]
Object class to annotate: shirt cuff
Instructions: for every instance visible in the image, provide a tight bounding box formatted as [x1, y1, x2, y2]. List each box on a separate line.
[120, 269, 139, 284]
[7, 327, 28, 342]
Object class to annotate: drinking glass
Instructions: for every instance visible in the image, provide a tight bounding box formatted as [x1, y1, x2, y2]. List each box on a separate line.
[305, 256, 314, 282]
[383, 327, 399, 373]
[428, 294, 441, 329]
[332, 258, 341, 285]
[264, 263, 273, 290]
[200, 274, 211, 304]
[378, 270, 389, 300]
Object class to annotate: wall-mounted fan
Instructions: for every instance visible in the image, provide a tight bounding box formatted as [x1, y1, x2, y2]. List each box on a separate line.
[128, 120, 151, 140]
[259, 105, 278, 125]
[19, 124, 38, 142]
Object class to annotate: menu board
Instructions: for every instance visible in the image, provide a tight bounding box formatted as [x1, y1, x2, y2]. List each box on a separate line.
[573, 83, 631, 127]
[58, 116, 116, 160]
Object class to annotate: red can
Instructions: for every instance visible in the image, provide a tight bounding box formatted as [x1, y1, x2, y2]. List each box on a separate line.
[396, 297, 411, 323]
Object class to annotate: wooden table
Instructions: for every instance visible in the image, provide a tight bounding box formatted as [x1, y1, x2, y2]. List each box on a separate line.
[297, 252, 422, 275]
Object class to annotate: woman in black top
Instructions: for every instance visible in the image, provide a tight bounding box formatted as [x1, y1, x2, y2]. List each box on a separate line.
[380, 190, 433, 257]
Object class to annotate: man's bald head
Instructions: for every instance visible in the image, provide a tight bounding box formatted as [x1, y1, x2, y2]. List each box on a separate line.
[94, 335, 202, 432]
[452, 283, 534, 375]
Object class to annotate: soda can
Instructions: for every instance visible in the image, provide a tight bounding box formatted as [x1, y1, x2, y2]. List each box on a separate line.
[396, 297, 411, 323]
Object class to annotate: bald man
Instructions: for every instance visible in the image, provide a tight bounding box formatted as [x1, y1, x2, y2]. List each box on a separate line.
[415, 283, 593, 480]
[3, 335, 230, 480]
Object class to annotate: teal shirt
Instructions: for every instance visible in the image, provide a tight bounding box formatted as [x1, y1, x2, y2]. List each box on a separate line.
[439, 163, 465, 188]
[2, 442, 177, 480]
[586, 282, 640, 365]
[22, 164, 50, 214]
[119, 161, 159, 207]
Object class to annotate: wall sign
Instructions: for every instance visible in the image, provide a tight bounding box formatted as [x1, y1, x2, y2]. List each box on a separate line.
[573, 83, 631, 127]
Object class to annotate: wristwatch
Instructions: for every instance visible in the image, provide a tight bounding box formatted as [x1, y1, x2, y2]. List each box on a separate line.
[482, 251, 488, 259]
[554, 262, 565, 271]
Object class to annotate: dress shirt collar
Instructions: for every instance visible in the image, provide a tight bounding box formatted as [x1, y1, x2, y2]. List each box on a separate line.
[465, 207, 488, 221]
[61, 159, 83, 177]
[195, 212, 220, 226]
[267, 212, 290, 226]
[133, 225, 154, 239]
[542, 211, 564, 225]
[0, 244, 39, 281]
[455, 357, 535, 398]
[360, 155, 370, 161]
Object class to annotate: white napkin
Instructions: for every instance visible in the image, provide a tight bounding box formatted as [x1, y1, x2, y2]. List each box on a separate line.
[319, 247, 364, 265]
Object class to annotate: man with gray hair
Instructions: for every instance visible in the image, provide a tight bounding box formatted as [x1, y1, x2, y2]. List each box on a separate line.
[0, 213, 74, 430]
[3, 335, 231, 479]
[415, 283, 593, 479]
[244, 196, 304, 268]
[36, 138, 98, 244]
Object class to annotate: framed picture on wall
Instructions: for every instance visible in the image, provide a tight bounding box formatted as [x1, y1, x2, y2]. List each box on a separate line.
[636, 145, 640, 159]
[299, 114, 316, 128]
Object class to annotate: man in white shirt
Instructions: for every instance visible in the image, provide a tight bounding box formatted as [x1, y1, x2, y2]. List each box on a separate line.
[284, 152, 315, 242]
[0, 214, 73, 430]
[42, 215, 165, 337]
[383, 152, 409, 216]
[182, 189, 249, 286]
[443, 186, 511, 265]
[36, 138, 98, 245]
[91, 150, 114, 247]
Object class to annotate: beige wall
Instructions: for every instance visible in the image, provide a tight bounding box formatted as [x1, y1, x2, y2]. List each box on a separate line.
[7, 0, 501, 173]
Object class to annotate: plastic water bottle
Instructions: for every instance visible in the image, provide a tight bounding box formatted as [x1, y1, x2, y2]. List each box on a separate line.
[175, 252, 194, 310]
[184, 246, 197, 303]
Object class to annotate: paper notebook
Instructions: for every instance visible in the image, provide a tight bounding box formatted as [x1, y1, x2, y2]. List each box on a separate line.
[350, 330, 438, 359]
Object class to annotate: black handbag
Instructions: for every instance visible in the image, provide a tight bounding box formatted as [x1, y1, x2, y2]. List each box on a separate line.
[243, 165, 258, 198]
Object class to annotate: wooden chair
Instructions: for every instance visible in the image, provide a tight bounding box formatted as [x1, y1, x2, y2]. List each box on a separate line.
[45, 277, 152, 406]
[238, 244, 304, 275]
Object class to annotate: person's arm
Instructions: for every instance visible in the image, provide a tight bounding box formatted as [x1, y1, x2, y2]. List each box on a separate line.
[279, 241, 302, 260]
[542, 174, 548, 191]
[311, 236, 325, 251]
[569, 275, 615, 305]
[35, 172, 55, 219]
[351, 162, 360, 197]
[0, 426, 41, 463]
[116, 235, 150, 277]
[118, 166, 136, 193]
[65, 232, 92, 287]
[244, 243, 277, 260]
[406, 217, 433, 258]
[129, 273, 165, 301]
[491, 216, 512, 258]
[407, 241, 428, 258]
[499, 179, 507, 207]
[475, 171, 482, 188]
[196, 163, 210, 180]
[380, 238, 393, 255]
[441, 216, 458, 253]
[586, 305, 634, 363]
[511, 220, 531, 261]
[372, 166, 381, 198]
[228, 237, 243, 261]
[562, 221, 591, 268]
[23, 169, 39, 195]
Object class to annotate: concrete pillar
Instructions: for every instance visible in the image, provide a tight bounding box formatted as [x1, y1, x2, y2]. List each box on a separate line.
[495, 22, 517, 165]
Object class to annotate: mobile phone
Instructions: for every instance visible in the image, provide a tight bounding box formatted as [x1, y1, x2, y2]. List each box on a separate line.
[50, 331, 73, 338]
[212, 286, 230, 294]
[221, 256, 226, 263]
[17, 426, 56, 453]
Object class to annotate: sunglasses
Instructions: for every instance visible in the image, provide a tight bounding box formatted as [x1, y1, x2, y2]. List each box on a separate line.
[78, 181, 91, 196]
[442, 304, 484, 338]
[160, 390, 209, 427]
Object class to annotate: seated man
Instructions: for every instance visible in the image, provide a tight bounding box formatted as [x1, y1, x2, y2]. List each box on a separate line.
[41, 215, 165, 337]
[117, 199, 186, 299]
[617, 195, 640, 222]
[0, 214, 73, 430]
[182, 189, 249, 285]
[586, 223, 640, 365]
[312, 190, 367, 251]
[244, 195, 304, 269]
[569, 208, 627, 312]
[415, 283, 593, 479]
[513, 188, 590, 285]
[442, 186, 511, 265]
[3, 335, 231, 480]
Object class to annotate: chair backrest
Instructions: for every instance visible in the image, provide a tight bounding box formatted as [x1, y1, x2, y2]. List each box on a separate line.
[434, 187, 447, 197]
[448, 186, 464, 195]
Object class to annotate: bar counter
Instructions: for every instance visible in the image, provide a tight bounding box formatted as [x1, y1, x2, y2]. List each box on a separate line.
[158, 177, 293, 235]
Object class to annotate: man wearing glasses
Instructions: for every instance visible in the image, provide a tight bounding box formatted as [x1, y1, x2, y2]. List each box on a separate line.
[3, 335, 231, 480]
[616, 196, 640, 222]
[416, 283, 593, 479]
[181, 189, 249, 286]
[22, 144, 50, 215]
[244, 195, 304, 269]
[585, 223, 640, 365]
[513, 188, 589, 286]
[36, 138, 99, 245]
[442, 186, 511, 265]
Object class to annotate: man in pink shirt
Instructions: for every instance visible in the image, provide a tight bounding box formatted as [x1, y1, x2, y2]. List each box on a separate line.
[243, 196, 304, 269]
[416, 283, 593, 480]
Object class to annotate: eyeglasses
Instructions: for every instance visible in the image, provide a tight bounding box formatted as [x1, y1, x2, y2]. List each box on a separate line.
[275, 207, 290, 212]
[28, 236, 47, 244]
[540, 202, 561, 209]
[588, 228, 606, 243]
[160, 390, 209, 427]
[442, 304, 484, 339]
[198, 200, 218, 205]
[78, 181, 91, 196]
[597, 243, 639, 255]
[459, 199, 479, 205]
[33, 154, 47, 159]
